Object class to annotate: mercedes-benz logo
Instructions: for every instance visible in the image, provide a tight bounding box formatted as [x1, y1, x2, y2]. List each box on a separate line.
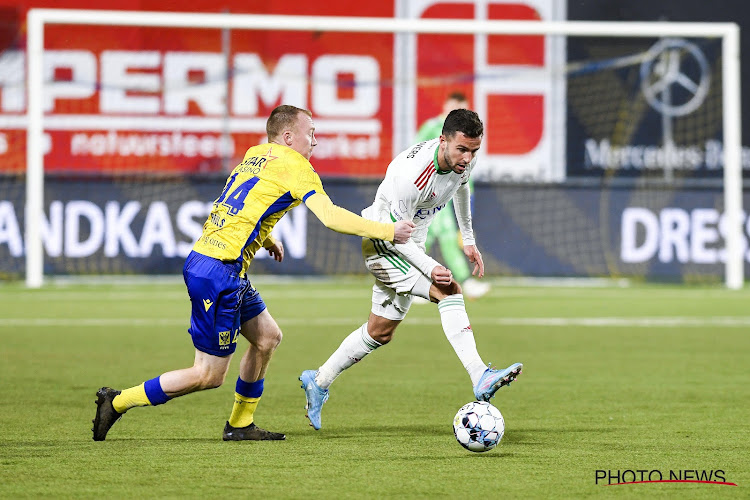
[640, 38, 710, 117]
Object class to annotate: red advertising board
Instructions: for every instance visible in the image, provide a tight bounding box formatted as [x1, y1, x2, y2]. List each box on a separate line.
[0, 0, 396, 177]
[0, 0, 564, 180]
[416, 2, 545, 156]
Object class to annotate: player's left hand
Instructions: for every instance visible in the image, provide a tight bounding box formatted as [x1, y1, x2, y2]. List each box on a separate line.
[464, 245, 484, 278]
[267, 241, 285, 262]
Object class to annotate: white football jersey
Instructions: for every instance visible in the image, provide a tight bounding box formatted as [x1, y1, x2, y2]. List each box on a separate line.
[362, 138, 476, 278]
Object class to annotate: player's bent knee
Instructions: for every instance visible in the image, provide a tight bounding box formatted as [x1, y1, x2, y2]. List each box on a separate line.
[372, 332, 393, 344]
[257, 327, 282, 353]
[192, 360, 230, 390]
[199, 370, 227, 390]
[270, 326, 283, 348]
[367, 313, 399, 345]
[431, 281, 462, 301]
[369, 324, 396, 345]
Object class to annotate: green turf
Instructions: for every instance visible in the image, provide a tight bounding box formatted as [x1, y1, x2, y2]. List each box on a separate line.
[1, 278, 748, 498]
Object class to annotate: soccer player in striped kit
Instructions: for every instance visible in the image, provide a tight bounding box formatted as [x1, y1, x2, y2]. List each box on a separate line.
[300, 109, 522, 430]
[415, 91, 490, 300]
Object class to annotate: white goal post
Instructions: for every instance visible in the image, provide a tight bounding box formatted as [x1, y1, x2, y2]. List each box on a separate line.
[25, 9, 743, 289]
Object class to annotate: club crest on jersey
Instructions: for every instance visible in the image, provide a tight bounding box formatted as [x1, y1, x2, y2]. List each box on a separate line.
[219, 331, 231, 347]
[218, 328, 240, 349]
[427, 190, 437, 201]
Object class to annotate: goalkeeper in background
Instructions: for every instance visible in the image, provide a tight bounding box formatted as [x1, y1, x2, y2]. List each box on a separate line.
[92, 105, 414, 442]
[415, 91, 490, 300]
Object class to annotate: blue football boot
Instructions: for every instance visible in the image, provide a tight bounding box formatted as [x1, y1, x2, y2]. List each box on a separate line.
[473, 362, 523, 402]
[299, 370, 329, 430]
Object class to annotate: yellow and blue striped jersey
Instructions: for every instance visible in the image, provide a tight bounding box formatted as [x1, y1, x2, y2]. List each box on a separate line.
[193, 143, 325, 273]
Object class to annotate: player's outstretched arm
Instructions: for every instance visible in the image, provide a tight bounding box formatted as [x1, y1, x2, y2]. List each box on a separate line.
[305, 193, 413, 243]
[453, 181, 476, 247]
[388, 175, 443, 276]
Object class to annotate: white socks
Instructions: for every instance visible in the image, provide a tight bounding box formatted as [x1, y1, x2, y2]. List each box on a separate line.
[315, 323, 382, 389]
[314, 295, 486, 390]
[437, 294, 487, 386]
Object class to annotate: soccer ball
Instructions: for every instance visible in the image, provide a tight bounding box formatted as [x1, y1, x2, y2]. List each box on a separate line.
[453, 401, 505, 452]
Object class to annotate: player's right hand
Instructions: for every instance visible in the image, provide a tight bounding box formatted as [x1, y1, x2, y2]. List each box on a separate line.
[266, 241, 284, 262]
[431, 266, 453, 286]
[393, 220, 415, 244]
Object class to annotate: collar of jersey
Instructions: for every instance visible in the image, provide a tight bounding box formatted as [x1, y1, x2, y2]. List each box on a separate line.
[434, 146, 452, 175]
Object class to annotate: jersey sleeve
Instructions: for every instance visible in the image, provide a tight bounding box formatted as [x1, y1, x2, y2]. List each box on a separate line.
[453, 180, 475, 246]
[289, 160, 327, 202]
[262, 233, 277, 249]
[388, 174, 442, 277]
[394, 239, 442, 279]
[305, 193, 395, 242]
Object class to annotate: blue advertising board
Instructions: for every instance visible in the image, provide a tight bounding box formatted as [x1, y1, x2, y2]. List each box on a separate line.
[1, 178, 748, 283]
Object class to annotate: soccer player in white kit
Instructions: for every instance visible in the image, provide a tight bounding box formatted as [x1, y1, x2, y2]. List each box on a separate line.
[299, 109, 523, 430]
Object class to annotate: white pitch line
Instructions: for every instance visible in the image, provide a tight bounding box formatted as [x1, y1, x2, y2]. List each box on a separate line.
[2, 289, 370, 301]
[2, 317, 750, 328]
[7, 286, 748, 302]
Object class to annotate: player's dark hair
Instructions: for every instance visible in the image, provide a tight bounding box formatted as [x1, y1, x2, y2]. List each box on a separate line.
[442, 108, 483, 139]
[266, 105, 312, 140]
[447, 91, 468, 103]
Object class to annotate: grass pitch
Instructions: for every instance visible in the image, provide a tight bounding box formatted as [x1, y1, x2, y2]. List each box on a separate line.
[1, 277, 748, 498]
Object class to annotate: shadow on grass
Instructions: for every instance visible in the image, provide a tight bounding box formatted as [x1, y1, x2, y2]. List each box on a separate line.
[0, 437, 230, 451]
[315, 423, 445, 439]
[1, 425, 624, 453]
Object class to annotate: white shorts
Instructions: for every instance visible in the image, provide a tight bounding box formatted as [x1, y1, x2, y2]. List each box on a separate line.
[363, 239, 433, 321]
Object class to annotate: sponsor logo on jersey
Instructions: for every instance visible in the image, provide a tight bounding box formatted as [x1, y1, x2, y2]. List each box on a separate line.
[415, 204, 446, 219]
[203, 298, 213, 311]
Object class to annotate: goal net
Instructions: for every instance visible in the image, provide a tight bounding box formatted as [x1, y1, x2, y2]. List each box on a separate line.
[5, 9, 744, 287]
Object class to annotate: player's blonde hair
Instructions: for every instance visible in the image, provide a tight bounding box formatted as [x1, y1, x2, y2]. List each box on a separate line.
[266, 105, 312, 141]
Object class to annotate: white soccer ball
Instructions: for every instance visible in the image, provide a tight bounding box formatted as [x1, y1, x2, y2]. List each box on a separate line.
[453, 401, 505, 452]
